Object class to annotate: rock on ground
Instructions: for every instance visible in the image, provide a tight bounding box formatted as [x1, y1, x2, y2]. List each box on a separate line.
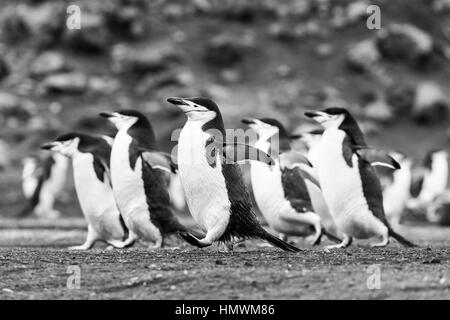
[412, 81, 449, 124]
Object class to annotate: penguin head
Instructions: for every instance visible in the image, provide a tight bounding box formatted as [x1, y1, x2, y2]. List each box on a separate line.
[41, 133, 82, 157]
[304, 108, 349, 129]
[242, 117, 292, 152]
[241, 117, 287, 141]
[167, 97, 219, 123]
[100, 110, 150, 130]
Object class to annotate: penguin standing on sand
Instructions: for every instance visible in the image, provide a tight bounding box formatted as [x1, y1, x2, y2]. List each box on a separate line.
[167, 97, 300, 252]
[18, 152, 68, 219]
[408, 149, 448, 210]
[41, 133, 127, 250]
[305, 108, 415, 249]
[241, 117, 340, 245]
[100, 110, 195, 249]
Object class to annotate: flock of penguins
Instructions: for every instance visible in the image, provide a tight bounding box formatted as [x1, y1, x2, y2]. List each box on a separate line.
[16, 97, 450, 252]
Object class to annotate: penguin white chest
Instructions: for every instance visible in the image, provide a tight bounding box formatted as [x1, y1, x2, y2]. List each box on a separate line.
[22, 161, 39, 198]
[47, 154, 68, 194]
[251, 160, 288, 224]
[420, 157, 448, 202]
[72, 154, 123, 239]
[383, 163, 412, 217]
[315, 129, 381, 238]
[178, 122, 231, 232]
[110, 131, 148, 222]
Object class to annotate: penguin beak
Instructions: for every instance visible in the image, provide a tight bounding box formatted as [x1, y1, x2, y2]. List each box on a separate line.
[99, 111, 115, 118]
[304, 111, 331, 125]
[304, 111, 324, 119]
[241, 118, 256, 125]
[41, 142, 57, 150]
[167, 97, 189, 106]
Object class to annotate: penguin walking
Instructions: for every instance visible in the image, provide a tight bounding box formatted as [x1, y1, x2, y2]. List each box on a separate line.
[242, 117, 340, 245]
[100, 110, 196, 249]
[167, 97, 300, 252]
[41, 133, 127, 250]
[18, 152, 68, 219]
[379, 152, 413, 226]
[305, 108, 415, 249]
[408, 149, 449, 210]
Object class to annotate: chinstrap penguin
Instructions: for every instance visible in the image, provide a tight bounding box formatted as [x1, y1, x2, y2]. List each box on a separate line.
[305, 108, 416, 249]
[167, 97, 300, 252]
[242, 117, 340, 245]
[18, 151, 68, 219]
[41, 133, 127, 250]
[100, 110, 197, 249]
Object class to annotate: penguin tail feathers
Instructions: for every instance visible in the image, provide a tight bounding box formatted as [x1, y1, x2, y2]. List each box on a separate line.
[259, 230, 301, 252]
[322, 227, 342, 244]
[177, 232, 208, 248]
[388, 228, 417, 247]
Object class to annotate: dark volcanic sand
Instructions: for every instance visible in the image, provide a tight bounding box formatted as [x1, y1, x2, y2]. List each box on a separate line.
[0, 222, 449, 300]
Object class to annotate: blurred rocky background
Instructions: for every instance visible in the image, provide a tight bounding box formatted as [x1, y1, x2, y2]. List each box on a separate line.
[0, 0, 449, 218]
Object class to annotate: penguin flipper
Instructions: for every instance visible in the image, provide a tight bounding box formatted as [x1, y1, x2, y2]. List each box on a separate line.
[92, 156, 110, 183]
[258, 230, 301, 252]
[101, 135, 115, 146]
[296, 166, 321, 190]
[279, 151, 312, 169]
[158, 151, 178, 173]
[355, 147, 401, 170]
[222, 143, 275, 166]
[141, 151, 173, 173]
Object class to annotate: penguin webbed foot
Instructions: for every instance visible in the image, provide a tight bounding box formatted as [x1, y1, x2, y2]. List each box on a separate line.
[107, 234, 137, 249]
[324, 235, 352, 251]
[68, 244, 93, 250]
[370, 238, 389, 247]
[148, 239, 163, 250]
